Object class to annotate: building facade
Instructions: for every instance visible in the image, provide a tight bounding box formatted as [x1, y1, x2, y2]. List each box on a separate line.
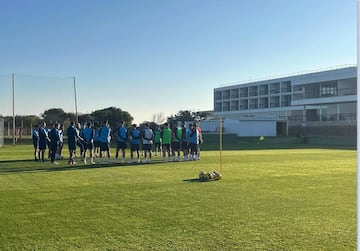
[213, 65, 356, 136]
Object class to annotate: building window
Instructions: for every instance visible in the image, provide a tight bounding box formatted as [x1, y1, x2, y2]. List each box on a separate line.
[214, 91, 222, 101]
[320, 84, 337, 97]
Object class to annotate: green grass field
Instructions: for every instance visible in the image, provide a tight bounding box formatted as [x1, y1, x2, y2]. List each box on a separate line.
[0, 142, 356, 250]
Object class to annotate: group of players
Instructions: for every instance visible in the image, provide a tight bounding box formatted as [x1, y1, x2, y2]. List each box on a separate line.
[32, 120, 203, 165]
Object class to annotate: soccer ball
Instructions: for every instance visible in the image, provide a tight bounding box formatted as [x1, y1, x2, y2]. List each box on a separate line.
[207, 172, 214, 180]
[199, 171, 209, 181]
[212, 171, 222, 180]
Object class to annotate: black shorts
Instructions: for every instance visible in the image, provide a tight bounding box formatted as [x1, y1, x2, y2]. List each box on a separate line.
[171, 142, 180, 151]
[154, 142, 162, 148]
[189, 143, 198, 153]
[131, 144, 140, 151]
[68, 143, 76, 151]
[181, 141, 188, 150]
[117, 141, 127, 150]
[33, 140, 39, 149]
[143, 144, 152, 151]
[77, 141, 84, 150]
[94, 140, 100, 148]
[100, 142, 110, 151]
[84, 141, 93, 150]
[39, 140, 47, 150]
[162, 144, 171, 151]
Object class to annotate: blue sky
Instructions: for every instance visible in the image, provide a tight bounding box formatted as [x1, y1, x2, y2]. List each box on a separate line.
[0, 0, 356, 123]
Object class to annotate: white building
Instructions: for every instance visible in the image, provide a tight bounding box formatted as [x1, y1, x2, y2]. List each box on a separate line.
[213, 65, 356, 136]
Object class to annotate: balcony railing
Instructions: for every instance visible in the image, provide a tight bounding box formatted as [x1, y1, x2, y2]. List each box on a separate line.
[296, 87, 357, 100]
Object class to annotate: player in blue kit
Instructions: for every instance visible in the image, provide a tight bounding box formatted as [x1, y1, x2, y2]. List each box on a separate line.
[82, 122, 95, 164]
[115, 121, 128, 163]
[93, 122, 101, 158]
[49, 123, 60, 164]
[129, 124, 140, 163]
[67, 121, 83, 165]
[38, 122, 50, 162]
[32, 124, 39, 161]
[99, 120, 111, 164]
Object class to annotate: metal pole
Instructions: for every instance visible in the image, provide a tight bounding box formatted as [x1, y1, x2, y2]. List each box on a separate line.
[73, 76, 78, 123]
[12, 73, 15, 146]
[356, 1, 360, 248]
[219, 117, 223, 174]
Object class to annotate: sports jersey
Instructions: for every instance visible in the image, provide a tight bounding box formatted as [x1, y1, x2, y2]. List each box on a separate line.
[197, 126, 203, 143]
[83, 127, 94, 142]
[189, 129, 199, 144]
[100, 126, 111, 143]
[130, 128, 140, 145]
[181, 127, 187, 142]
[161, 128, 172, 144]
[117, 126, 127, 142]
[93, 129, 101, 142]
[58, 129, 64, 143]
[142, 128, 154, 145]
[67, 126, 77, 145]
[171, 127, 182, 142]
[49, 128, 60, 146]
[154, 130, 162, 143]
[38, 127, 48, 142]
[32, 129, 39, 141]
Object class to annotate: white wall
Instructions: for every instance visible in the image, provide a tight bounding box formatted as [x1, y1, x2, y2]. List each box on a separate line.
[223, 118, 277, 136]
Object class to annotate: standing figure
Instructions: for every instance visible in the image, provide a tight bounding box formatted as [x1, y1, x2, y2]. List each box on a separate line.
[180, 121, 189, 161]
[129, 124, 140, 163]
[75, 122, 84, 160]
[153, 125, 162, 156]
[32, 124, 39, 161]
[99, 120, 111, 164]
[171, 123, 182, 162]
[38, 122, 50, 162]
[49, 123, 60, 164]
[82, 122, 95, 164]
[67, 121, 82, 165]
[93, 122, 101, 158]
[141, 123, 154, 163]
[161, 122, 172, 162]
[56, 124, 64, 160]
[195, 121, 203, 160]
[115, 121, 128, 163]
[188, 123, 199, 160]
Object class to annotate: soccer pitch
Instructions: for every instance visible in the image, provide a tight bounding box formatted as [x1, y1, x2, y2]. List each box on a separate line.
[0, 145, 356, 250]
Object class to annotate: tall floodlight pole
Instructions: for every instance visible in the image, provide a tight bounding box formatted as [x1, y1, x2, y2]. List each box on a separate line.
[12, 73, 15, 146]
[73, 76, 78, 123]
[357, 0, 359, 248]
[219, 117, 223, 174]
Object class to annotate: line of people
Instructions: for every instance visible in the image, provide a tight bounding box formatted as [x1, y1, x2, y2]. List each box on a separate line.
[32, 120, 203, 165]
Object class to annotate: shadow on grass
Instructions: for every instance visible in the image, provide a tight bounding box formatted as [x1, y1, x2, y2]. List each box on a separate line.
[183, 178, 203, 183]
[0, 159, 168, 175]
[0, 159, 40, 163]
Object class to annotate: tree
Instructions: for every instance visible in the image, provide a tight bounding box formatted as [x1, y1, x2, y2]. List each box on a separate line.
[78, 113, 94, 123]
[42, 108, 68, 124]
[169, 110, 211, 122]
[91, 107, 133, 128]
[171, 110, 196, 122]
